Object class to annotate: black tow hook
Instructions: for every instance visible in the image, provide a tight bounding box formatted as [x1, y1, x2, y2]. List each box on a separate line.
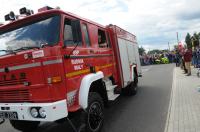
[0, 119, 5, 125]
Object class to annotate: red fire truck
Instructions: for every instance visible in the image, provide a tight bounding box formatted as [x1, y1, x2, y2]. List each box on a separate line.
[0, 6, 141, 132]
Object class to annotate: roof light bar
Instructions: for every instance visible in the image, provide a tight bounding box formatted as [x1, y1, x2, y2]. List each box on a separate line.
[38, 6, 54, 12]
[19, 7, 34, 16]
[5, 11, 16, 21]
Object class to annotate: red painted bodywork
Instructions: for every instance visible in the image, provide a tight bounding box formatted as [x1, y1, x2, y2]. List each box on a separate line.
[0, 8, 138, 112]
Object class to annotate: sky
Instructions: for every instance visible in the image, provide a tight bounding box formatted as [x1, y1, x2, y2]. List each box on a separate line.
[0, 0, 200, 51]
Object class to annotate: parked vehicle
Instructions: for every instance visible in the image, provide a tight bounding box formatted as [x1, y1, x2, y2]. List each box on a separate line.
[0, 6, 141, 132]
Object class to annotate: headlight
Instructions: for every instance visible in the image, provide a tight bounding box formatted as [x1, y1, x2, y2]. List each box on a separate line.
[39, 108, 46, 118]
[30, 108, 38, 118]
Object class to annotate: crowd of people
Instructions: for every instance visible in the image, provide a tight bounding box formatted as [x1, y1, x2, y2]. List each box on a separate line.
[176, 47, 200, 76]
[140, 52, 176, 65]
[140, 46, 200, 76]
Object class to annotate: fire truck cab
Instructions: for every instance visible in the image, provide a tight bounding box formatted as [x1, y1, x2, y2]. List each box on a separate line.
[0, 7, 141, 132]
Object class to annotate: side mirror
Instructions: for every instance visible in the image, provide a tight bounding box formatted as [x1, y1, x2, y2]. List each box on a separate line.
[71, 20, 82, 43]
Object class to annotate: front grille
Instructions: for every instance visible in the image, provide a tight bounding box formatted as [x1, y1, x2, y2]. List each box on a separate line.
[0, 89, 30, 102]
[0, 79, 27, 86]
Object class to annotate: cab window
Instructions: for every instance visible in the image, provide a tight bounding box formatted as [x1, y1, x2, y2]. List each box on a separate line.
[82, 24, 91, 47]
[98, 29, 108, 48]
[64, 18, 75, 46]
[106, 32, 111, 48]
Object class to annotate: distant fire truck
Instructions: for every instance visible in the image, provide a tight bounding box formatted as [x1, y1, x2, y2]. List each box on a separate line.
[0, 6, 141, 132]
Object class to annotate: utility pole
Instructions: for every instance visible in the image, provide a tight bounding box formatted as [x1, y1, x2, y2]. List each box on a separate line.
[176, 32, 179, 44]
[168, 42, 170, 51]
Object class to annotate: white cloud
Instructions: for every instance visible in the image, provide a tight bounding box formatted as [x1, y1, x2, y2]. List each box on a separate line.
[0, 0, 200, 51]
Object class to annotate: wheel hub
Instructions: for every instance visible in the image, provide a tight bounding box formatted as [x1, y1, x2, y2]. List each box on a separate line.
[88, 102, 103, 131]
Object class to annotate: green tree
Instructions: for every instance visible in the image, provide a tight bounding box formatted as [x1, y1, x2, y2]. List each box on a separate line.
[185, 33, 192, 49]
[139, 46, 145, 55]
[192, 32, 199, 47]
[148, 49, 162, 54]
[198, 32, 200, 37]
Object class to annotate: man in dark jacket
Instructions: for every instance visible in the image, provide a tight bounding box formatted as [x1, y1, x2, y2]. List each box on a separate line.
[184, 48, 192, 76]
[175, 51, 180, 67]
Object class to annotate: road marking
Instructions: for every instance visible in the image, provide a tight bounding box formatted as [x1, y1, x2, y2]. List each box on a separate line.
[164, 67, 176, 132]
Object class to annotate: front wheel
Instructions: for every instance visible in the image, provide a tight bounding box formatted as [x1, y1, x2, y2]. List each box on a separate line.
[85, 92, 104, 132]
[10, 120, 40, 132]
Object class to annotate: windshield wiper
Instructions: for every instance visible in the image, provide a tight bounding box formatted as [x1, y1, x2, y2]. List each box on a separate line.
[14, 46, 40, 52]
[0, 46, 40, 55]
[0, 50, 8, 52]
[0, 50, 16, 55]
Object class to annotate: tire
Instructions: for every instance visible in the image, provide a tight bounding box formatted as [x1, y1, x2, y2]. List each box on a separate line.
[10, 120, 40, 132]
[85, 92, 104, 132]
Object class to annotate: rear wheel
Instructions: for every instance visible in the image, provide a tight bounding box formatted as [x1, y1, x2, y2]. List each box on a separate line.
[10, 120, 40, 132]
[123, 74, 138, 96]
[85, 92, 104, 132]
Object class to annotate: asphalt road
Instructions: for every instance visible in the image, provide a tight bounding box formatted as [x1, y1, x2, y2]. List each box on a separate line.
[0, 64, 174, 132]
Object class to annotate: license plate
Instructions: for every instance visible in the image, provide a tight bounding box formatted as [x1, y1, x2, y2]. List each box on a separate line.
[0, 112, 18, 120]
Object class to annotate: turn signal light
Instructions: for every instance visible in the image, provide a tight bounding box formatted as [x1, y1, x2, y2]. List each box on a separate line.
[52, 76, 62, 83]
[47, 76, 62, 84]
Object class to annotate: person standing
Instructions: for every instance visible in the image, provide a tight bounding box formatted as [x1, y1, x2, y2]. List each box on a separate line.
[184, 48, 192, 76]
[192, 48, 197, 68]
[181, 49, 187, 73]
[175, 51, 180, 67]
[196, 47, 200, 68]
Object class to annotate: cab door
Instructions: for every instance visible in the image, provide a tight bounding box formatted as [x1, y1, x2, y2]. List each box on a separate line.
[62, 17, 84, 99]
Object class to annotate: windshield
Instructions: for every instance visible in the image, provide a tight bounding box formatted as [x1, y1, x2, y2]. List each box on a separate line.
[0, 15, 60, 56]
